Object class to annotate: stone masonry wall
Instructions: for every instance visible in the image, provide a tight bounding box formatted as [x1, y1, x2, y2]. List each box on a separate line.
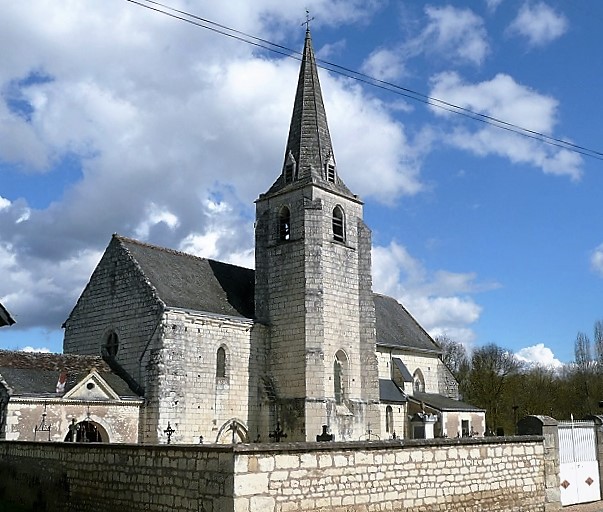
[144, 309, 255, 445]
[233, 437, 547, 512]
[0, 441, 234, 512]
[0, 436, 550, 512]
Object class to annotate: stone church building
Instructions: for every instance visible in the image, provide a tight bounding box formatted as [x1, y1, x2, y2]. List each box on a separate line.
[0, 30, 484, 444]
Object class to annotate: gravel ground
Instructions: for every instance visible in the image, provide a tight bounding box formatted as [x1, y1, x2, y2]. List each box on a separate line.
[563, 501, 603, 511]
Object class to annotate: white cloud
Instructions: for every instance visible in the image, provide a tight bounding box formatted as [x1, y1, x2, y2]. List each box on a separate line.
[362, 48, 406, 81]
[422, 6, 489, 65]
[360, 5, 488, 83]
[591, 244, 603, 277]
[515, 343, 563, 368]
[0, 1, 430, 336]
[372, 241, 495, 345]
[134, 203, 180, 240]
[485, 0, 504, 11]
[508, 2, 568, 47]
[21, 346, 52, 353]
[0, 240, 103, 331]
[429, 72, 582, 179]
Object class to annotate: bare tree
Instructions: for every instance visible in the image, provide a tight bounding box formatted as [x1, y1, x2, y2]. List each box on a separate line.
[575, 331, 592, 371]
[594, 321, 603, 370]
[435, 335, 469, 379]
[466, 343, 522, 432]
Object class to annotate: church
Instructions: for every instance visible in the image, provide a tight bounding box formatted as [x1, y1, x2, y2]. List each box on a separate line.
[0, 29, 484, 444]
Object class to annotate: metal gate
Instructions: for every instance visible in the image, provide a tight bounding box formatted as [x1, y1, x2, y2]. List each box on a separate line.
[558, 420, 601, 506]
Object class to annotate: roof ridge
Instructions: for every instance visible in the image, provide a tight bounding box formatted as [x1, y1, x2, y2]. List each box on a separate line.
[113, 234, 253, 271]
[0, 350, 109, 370]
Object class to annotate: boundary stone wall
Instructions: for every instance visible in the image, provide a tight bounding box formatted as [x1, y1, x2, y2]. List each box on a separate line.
[0, 436, 549, 512]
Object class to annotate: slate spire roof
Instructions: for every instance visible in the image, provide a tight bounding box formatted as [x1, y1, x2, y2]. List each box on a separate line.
[263, 28, 355, 199]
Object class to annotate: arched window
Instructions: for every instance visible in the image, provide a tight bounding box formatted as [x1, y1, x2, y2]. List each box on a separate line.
[332, 206, 345, 243]
[386, 405, 394, 434]
[334, 350, 348, 404]
[413, 369, 425, 393]
[278, 206, 291, 241]
[216, 347, 227, 378]
[105, 331, 119, 357]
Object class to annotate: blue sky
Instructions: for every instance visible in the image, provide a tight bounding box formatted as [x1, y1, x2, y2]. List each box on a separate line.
[0, 0, 601, 365]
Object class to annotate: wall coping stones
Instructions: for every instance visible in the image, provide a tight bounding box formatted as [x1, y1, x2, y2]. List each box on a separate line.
[1, 435, 544, 455]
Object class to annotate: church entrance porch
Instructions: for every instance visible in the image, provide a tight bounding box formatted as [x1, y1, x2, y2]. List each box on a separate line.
[64, 419, 107, 443]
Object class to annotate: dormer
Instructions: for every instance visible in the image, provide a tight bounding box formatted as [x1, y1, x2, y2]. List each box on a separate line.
[325, 153, 336, 183]
[283, 151, 297, 184]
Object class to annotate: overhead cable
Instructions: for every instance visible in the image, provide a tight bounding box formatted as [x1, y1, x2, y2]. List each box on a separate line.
[126, 0, 603, 161]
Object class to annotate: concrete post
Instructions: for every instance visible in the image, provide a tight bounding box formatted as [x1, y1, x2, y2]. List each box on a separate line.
[517, 415, 561, 511]
[585, 414, 603, 498]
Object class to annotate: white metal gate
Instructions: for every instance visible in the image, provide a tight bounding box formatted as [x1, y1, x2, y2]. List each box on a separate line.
[558, 420, 601, 506]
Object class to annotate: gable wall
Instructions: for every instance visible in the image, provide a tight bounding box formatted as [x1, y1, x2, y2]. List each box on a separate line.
[63, 238, 164, 390]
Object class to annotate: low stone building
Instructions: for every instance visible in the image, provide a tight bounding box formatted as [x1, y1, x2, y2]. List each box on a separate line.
[0, 350, 142, 442]
[0, 28, 484, 445]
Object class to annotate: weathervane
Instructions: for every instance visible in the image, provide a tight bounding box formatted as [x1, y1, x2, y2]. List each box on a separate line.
[302, 9, 314, 30]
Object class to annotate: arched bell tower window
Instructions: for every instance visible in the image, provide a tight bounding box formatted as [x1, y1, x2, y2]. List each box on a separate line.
[334, 350, 349, 404]
[216, 346, 227, 378]
[105, 331, 119, 357]
[278, 206, 291, 241]
[332, 206, 345, 243]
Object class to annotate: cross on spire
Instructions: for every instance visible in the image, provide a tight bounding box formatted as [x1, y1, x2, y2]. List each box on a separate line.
[302, 9, 314, 31]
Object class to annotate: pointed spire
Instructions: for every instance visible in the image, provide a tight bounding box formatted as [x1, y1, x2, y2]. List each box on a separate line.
[261, 27, 356, 199]
[284, 27, 333, 182]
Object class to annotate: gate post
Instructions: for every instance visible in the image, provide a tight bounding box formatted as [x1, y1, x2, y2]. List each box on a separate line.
[585, 414, 603, 498]
[517, 415, 561, 511]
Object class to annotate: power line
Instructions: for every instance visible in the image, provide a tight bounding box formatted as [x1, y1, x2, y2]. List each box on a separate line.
[126, 0, 603, 162]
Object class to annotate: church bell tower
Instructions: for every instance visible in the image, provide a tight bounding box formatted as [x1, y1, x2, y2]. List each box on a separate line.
[255, 28, 380, 441]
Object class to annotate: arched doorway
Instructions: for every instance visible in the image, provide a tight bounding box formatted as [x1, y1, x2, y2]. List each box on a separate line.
[64, 419, 108, 443]
[216, 419, 249, 444]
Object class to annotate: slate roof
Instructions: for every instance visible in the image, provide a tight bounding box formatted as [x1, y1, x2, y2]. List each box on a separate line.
[0, 350, 138, 398]
[118, 235, 255, 319]
[411, 392, 484, 412]
[0, 302, 15, 327]
[392, 358, 413, 382]
[374, 294, 441, 354]
[379, 379, 407, 404]
[263, 28, 355, 200]
[114, 238, 440, 354]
